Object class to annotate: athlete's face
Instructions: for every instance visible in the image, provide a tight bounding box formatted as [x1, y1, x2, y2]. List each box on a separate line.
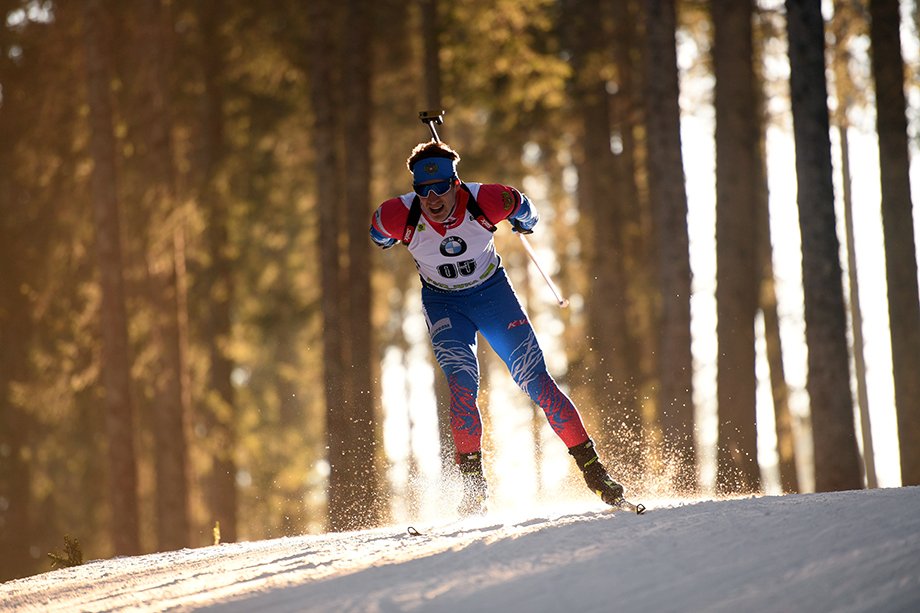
[416, 179, 458, 223]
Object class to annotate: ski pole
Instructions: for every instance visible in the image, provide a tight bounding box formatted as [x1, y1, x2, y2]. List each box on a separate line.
[517, 233, 569, 308]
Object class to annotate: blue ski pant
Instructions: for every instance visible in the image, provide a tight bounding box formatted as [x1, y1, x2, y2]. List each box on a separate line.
[421, 268, 589, 457]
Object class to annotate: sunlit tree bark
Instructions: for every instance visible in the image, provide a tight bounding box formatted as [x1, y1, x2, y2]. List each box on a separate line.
[713, 0, 762, 494]
[748, 7, 800, 490]
[760, 267, 800, 492]
[757, 121, 799, 494]
[610, 0, 656, 431]
[868, 0, 920, 486]
[133, 0, 192, 550]
[831, 0, 876, 488]
[755, 124, 799, 492]
[786, 0, 862, 492]
[564, 0, 643, 469]
[82, 0, 142, 556]
[197, 0, 239, 541]
[838, 125, 876, 487]
[308, 0, 381, 531]
[0, 179, 38, 579]
[343, 0, 386, 526]
[309, 0, 347, 531]
[642, 0, 696, 493]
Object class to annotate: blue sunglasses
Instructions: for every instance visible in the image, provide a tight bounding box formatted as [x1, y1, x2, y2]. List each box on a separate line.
[414, 180, 454, 198]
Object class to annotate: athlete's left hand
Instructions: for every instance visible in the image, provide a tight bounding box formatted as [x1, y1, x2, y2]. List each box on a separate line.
[510, 218, 535, 234]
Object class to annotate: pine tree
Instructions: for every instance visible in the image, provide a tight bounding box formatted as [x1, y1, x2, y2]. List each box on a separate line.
[868, 0, 920, 486]
[786, 0, 862, 492]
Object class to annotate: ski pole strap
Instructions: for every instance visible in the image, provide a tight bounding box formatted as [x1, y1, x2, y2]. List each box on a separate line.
[401, 184, 495, 245]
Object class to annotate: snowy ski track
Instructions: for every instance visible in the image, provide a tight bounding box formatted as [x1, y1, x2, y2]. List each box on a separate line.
[2, 487, 919, 612]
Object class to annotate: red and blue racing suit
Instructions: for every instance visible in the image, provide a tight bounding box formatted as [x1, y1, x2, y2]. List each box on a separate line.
[370, 182, 590, 457]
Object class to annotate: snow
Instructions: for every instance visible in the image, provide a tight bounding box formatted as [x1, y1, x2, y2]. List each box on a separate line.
[2, 487, 919, 612]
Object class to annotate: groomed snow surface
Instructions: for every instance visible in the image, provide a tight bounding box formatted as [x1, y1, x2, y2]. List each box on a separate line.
[2, 486, 919, 612]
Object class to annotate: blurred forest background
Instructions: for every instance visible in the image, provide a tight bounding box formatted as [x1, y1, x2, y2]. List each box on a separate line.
[1, 0, 919, 582]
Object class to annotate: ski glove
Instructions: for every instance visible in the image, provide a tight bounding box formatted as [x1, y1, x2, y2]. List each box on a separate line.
[509, 193, 538, 234]
[369, 225, 397, 249]
[510, 218, 534, 234]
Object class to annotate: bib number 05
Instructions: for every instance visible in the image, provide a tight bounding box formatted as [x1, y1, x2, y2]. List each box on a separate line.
[437, 259, 476, 279]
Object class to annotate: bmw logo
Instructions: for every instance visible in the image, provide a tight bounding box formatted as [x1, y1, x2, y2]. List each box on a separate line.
[440, 236, 467, 257]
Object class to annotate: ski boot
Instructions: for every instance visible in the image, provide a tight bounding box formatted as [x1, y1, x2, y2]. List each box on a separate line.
[457, 451, 488, 517]
[568, 439, 626, 506]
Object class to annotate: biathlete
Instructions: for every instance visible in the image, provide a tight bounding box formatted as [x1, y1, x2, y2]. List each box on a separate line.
[369, 140, 627, 514]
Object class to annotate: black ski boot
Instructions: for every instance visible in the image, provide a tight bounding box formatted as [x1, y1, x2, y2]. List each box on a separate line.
[568, 439, 626, 506]
[457, 451, 488, 516]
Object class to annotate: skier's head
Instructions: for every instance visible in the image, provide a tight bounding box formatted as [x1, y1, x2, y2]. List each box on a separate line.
[408, 142, 461, 223]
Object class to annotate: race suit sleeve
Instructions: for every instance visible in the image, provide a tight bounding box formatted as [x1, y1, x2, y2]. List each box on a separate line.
[475, 183, 539, 232]
[369, 198, 408, 248]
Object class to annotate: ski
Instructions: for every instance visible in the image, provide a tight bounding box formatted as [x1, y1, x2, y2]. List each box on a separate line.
[612, 498, 646, 515]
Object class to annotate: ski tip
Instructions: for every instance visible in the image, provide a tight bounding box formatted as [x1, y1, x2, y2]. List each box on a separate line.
[612, 498, 646, 515]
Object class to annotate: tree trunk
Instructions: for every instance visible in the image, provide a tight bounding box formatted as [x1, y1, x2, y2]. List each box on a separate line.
[135, 0, 192, 550]
[83, 0, 142, 556]
[0, 365, 33, 582]
[0, 217, 38, 579]
[839, 125, 877, 488]
[642, 0, 696, 493]
[828, 0, 871, 488]
[610, 0, 659, 474]
[564, 0, 643, 467]
[868, 0, 920, 486]
[308, 0, 360, 531]
[757, 127, 799, 492]
[785, 0, 862, 492]
[713, 0, 762, 494]
[761, 273, 800, 492]
[759, 142, 799, 493]
[197, 0, 238, 541]
[752, 15, 799, 491]
[343, 0, 386, 527]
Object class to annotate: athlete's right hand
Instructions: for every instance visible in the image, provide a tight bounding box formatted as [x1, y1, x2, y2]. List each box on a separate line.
[369, 226, 397, 248]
